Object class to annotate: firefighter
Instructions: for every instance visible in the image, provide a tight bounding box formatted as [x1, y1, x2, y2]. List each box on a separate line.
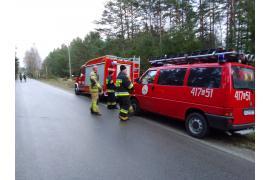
[116, 65, 134, 121]
[23, 74, 27, 82]
[106, 70, 117, 109]
[19, 73, 22, 82]
[90, 66, 102, 115]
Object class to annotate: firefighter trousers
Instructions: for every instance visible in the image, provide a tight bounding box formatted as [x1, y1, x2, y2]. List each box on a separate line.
[107, 92, 117, 109]
[118, 95, 133, 120]
[90, 92, 100, 113]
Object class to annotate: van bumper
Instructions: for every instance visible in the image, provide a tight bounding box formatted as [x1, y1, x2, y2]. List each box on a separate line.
[231, 123, 255, 131]
[205, 113, 255, 131]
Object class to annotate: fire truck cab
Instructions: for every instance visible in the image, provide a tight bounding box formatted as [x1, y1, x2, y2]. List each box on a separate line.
[74, 55, 140, 96]
[131, 49, 255, 138]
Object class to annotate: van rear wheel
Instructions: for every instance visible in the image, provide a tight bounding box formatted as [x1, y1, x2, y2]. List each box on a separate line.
[185, 112, 209, 138]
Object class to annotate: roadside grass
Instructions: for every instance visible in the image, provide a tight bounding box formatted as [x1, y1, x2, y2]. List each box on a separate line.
[39, 77, 74, 92]
[39, 78, 255, 151]
[210, 131, 255, 151]
[232, 132, 255, 150]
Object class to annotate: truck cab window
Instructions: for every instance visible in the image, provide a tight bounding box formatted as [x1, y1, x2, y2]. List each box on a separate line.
[141, 70, 157, 85]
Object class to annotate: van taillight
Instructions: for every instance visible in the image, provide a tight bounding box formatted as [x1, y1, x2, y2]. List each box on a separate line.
[224, 112, 233, 117]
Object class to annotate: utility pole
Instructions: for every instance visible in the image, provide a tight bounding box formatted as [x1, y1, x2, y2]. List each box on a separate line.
[67, 44, 72, 79]
[45, 65, 48, 79]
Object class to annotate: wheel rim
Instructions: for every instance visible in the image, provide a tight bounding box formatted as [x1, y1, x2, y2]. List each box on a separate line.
[188, 117, 203, 135]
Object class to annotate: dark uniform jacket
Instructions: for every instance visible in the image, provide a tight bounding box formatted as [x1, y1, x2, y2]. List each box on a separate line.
[106, 75, 116, 92]
[116, 71, 133, 96]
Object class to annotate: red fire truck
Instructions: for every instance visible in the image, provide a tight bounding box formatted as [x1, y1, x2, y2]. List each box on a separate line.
[131, 49, 255, 138]
[74, 55, 140, 95]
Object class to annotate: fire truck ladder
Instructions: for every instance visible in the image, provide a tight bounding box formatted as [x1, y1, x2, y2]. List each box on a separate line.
[149, 48, 254, 66]
[132, 56, 140, 81]
[106, 55, 140, 81]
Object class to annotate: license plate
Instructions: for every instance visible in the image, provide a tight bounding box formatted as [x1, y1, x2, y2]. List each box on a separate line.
[243, 109, 255, 116]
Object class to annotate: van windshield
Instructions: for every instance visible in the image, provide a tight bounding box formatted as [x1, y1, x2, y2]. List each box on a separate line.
[232, 66, 255, 90]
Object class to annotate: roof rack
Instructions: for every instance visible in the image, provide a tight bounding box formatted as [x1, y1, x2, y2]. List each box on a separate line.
[149, 48, 254, 66]
[106, 55, 140, 63]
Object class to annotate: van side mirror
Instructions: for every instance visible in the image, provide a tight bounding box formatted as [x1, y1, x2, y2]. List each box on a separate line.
[135, 77, 140, 83]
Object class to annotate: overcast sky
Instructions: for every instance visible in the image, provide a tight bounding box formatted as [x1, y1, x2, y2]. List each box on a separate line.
[14, 0, 107, 66]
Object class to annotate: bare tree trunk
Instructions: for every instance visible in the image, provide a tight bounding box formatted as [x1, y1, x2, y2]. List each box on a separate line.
[212, 0, 215, 47]
[199, 0, 204, 40]
[119, 3, 124, 39]
[226, 0, 229, 48]
[158, 0, 162, 52]
[131, 4, 134, 39]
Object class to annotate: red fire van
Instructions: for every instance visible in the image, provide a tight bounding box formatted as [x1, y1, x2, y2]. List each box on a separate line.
[74, 55, 140, 95]
[131, 49, 255, 138]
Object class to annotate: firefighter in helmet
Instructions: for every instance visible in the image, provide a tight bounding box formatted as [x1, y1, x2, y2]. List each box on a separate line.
[106, 70, 117, 109]
[90, 65, 102, 115]
[116, 65, 134, 121]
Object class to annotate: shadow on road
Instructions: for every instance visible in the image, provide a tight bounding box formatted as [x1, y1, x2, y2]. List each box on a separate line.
[134, 111, 255, 151]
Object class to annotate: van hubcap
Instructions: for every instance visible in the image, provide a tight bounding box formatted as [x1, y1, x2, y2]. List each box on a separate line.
[189, 117, 203, 134]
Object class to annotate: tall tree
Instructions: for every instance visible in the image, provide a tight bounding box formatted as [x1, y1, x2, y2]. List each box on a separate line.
[23, 47, 42, 78]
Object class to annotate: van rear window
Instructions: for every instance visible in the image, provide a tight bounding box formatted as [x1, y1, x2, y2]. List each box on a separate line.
[188, 67, 222, 88]
[232, 66, 255, 90]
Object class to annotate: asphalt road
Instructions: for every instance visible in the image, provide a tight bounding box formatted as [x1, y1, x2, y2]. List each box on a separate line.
[16, 79, 254, 180]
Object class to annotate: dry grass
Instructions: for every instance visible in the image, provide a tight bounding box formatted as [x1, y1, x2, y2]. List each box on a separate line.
[210, 131, 255, 151]
[40, 78, 74, 92]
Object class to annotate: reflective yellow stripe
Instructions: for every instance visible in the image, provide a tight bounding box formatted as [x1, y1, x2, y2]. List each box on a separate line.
[120, 109, 128, 114]
[91, 89, 99, 93]
[116, 79, 122, 87]
[107, 102, 116, 105]
[106, 79, 109, 84]
[119, 115, 128, 120]
[129, 106, 134, 113]
[128, 83, 134, 89]
[107, 89, 115, 92]
[116, 92, 129, 96]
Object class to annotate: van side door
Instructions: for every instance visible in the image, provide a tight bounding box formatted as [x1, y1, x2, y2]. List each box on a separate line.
[134, 70, 157, 111]
[151, 68, 187, 118]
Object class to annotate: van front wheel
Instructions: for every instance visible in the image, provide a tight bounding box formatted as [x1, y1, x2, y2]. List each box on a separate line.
[75, 85, 80, 95]
[130, 98, 141, 115]
[185, 112, 209, 138]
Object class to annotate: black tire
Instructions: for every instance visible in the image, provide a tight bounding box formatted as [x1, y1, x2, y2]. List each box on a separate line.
[75, 85, 80, 95]
[185, 112, 209, 138]
[130, 98, 141, 115]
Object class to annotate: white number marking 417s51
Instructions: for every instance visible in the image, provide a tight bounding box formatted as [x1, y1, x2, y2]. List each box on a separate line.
[234, 91, 251, 101]
[190, 88, 213, 98]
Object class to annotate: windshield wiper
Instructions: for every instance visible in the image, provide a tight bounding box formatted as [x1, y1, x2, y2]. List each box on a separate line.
[235, 87, 255, 90]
